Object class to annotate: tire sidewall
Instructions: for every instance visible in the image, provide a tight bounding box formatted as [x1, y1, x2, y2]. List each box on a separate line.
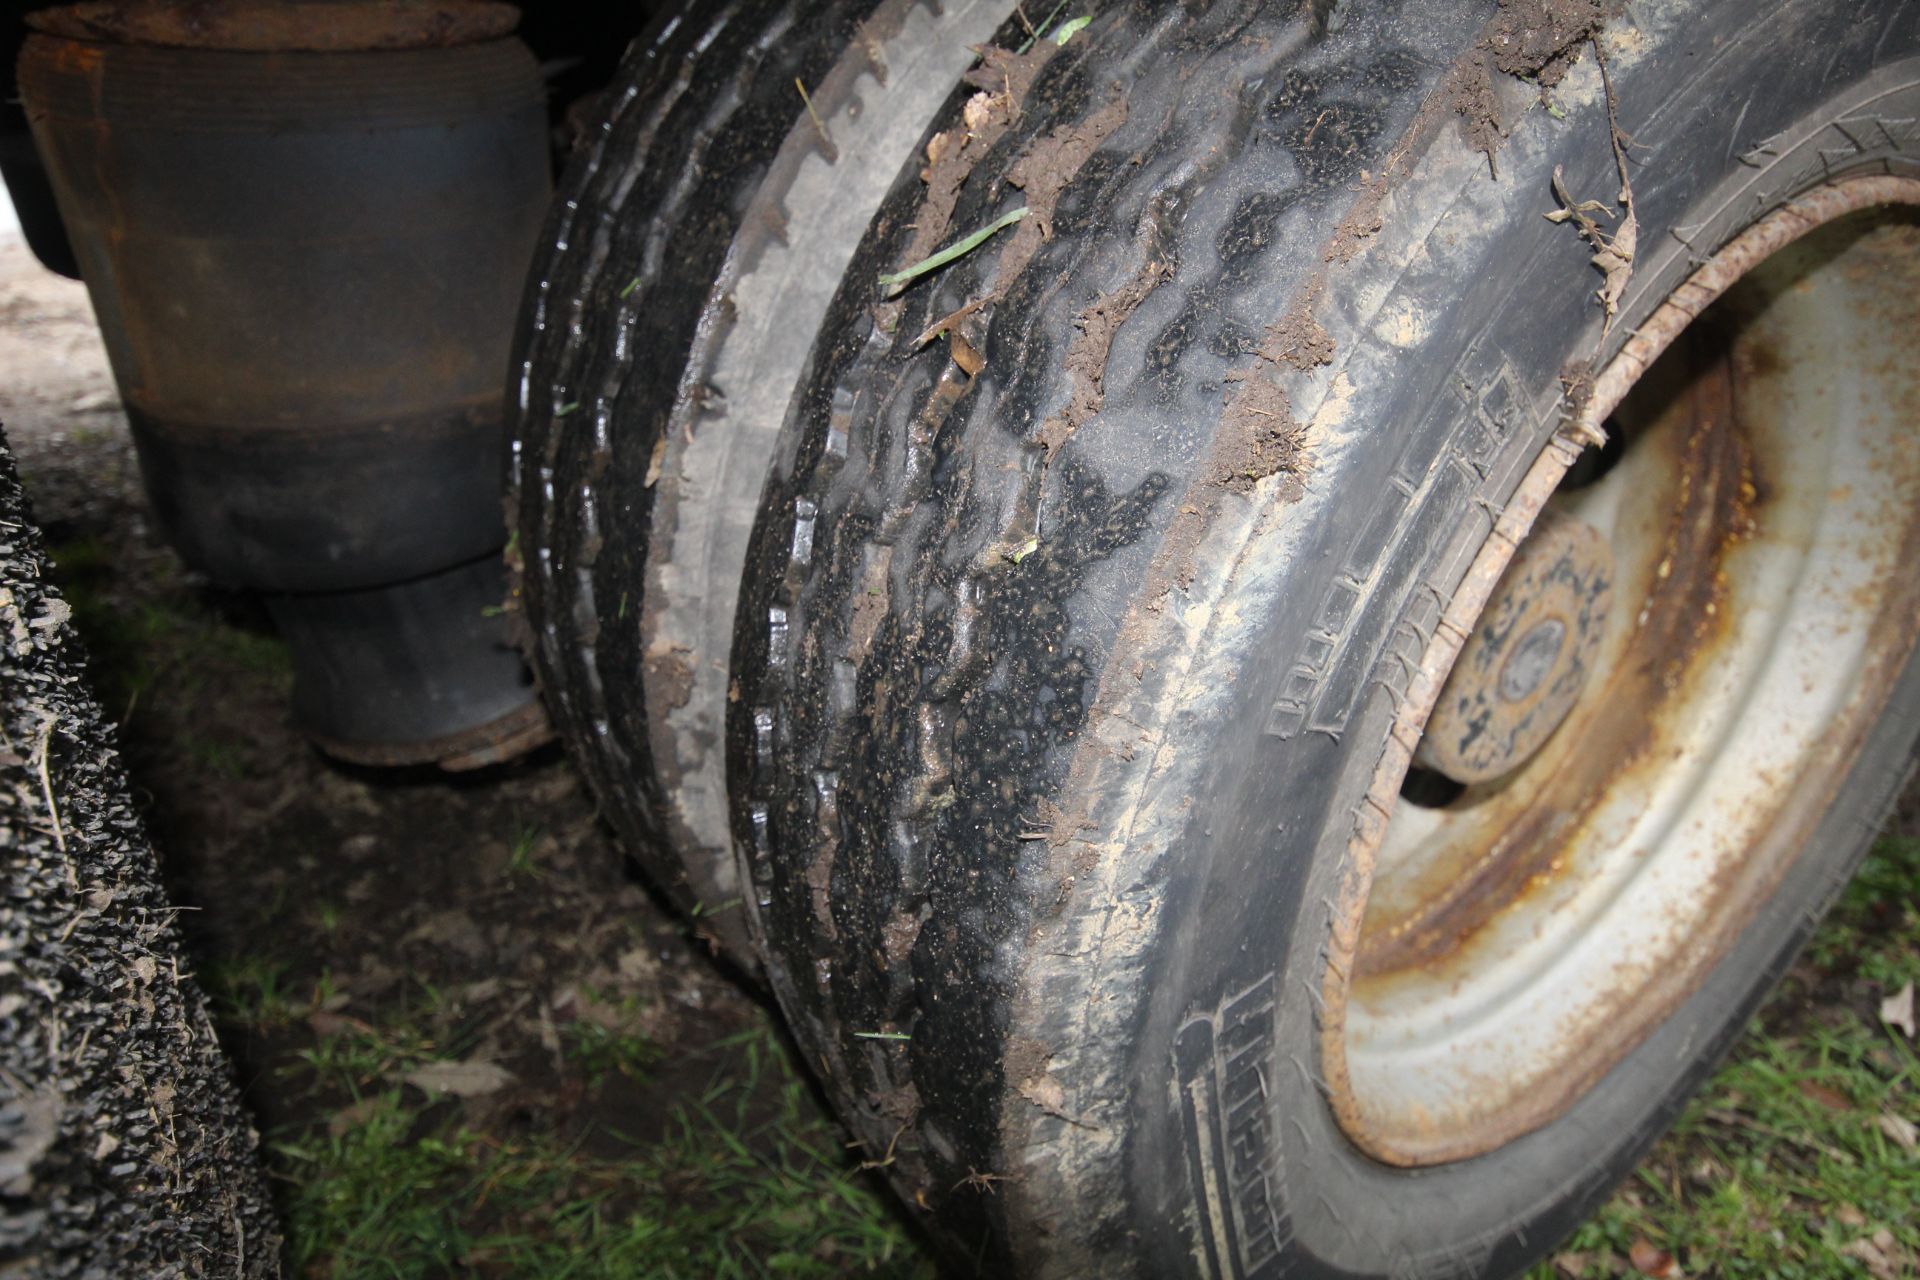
[1069, 9, 1920, 1276]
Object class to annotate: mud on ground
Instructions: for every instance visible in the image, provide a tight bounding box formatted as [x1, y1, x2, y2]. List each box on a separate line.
[0, 234, 929, 1276]
[0, 227, 742, 1126]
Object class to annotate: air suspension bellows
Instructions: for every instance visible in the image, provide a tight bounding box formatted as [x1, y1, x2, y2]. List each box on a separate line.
[18, 1, 552, 767]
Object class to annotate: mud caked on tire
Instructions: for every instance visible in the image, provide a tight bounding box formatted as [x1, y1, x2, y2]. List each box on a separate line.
[512, 0, 1014, 962]
[0, 432, 281, 1276]
[519, 1, 1920, 1276]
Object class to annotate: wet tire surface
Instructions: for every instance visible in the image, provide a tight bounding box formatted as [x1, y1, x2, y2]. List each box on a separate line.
[521, 0, 1920, 1275]
[721, 1, 1920, 1275]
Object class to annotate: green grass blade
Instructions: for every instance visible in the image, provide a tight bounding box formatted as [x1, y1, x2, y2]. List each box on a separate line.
[877, 206, 1028, 297]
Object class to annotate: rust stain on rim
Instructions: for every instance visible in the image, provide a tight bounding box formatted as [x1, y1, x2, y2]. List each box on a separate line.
[1357, 338, 1757, 979]
[1318, 175, 1920, 1168]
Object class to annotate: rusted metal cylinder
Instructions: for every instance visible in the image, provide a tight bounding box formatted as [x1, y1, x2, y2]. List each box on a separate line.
[18, 3, 552, 766]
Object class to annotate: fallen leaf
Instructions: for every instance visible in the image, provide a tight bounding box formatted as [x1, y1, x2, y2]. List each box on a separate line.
[643, 436, 666, 488]
[1797, 1079, 1851, 1111]
[1841, 1231, 1900, 1280]
[962, 89, 998, 134]
[1686, 1156, 1724, 1187]
[1552, 1250, 1589, 1276]
[1877, 1111, 1917, 1153]
[457, 976, 503, 1006]
[307, 1009, 373, 1038]
[1019, 1074, 1067, 1114]
[1628, 1238, 1680, 1278]
[402, 1059, 515, 1098]
[949, 330, 985, 376]
[1880, 982, 1915, 1038]
[1835, 1203, 1869, 1228]
[327, 1096, 382, 1138]
[1017, 1074, 1096, 1129]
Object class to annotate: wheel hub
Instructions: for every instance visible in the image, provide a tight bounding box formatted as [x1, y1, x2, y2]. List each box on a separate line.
[1416, 512, 1613, 785]
[1322, 182, 1920, 1168]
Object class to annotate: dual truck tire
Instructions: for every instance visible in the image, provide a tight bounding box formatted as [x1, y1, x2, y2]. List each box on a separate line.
[506, 1, 1920, 1275]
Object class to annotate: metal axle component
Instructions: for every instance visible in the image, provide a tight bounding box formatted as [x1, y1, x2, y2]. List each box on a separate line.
[1416, 510, 1613, 785]
[20, 5, 553, 765]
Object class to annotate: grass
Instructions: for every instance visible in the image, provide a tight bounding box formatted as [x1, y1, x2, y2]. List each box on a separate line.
[1530, 834, 1920, 1279]
[200, 954, 308, 1030]
[876, 206, 1029, 296]
[43, 515, 1914, 1278]
[46, 533, 292, 728]
[560, 1006, 661, 1088]
[506, 823, 547, 882]
[266, 1014, 930, 1280]
[250, 832, 1916, 1280]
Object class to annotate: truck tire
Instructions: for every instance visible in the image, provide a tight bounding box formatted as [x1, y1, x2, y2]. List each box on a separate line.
[726, 0, 1920, 1274]
[0, 431, 282, 1276]
[511, 0, 1017, 962]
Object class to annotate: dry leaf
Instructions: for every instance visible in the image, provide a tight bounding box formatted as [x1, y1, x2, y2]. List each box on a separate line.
[1841, 1230, 1901, 1280]
[1546, 165, 1634, 326]
[1687, 1156, 1724, 1187]
[1019, 1074, 1067, 1115]
[307, 1009, 374, 1038]
[1628, 1238, 1680, 1278]
[1017, 1074, 1096, 1129]
[1877, 1111, 1917, 1153]
[1593, 208, 1636, 319]
[962, 90, 999, 134]
[1797, 1079, 1851, 1111]
[1553, 1251, 1590, 1276]
[402, 1059, 515, 1098]
[949, 331, 985, 376]
[1835, 1203, 1869, 1228]
[1880, 981, 1915, 1038]
[327, 1096, 382, 1138]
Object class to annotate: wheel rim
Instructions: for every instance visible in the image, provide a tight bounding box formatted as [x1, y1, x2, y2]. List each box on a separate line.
[1320, 179, 1920, 1166]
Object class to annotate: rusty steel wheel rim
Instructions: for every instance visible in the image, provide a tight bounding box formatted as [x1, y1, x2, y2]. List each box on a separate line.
[1319, 177, 1920, 1167]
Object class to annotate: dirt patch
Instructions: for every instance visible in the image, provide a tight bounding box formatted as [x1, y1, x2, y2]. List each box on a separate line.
[880, 903, 925, 975]
[1261, 307, 1336, 372]
[993, 94, 1131, 294]
[845, 545, 894, 662]
[1484, 0, 1606, 85]
[644, 639, 697, 711]
[1450, 0, 1606, 167]
[1002, 1034, 1054, 1096]
[1037, 249, 1166, 461]
[807, 836, 840, 943]
[1213, 373, 1305, 495]
[1450, 61, 1508, 166]
[889, 37, 1129, 363]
